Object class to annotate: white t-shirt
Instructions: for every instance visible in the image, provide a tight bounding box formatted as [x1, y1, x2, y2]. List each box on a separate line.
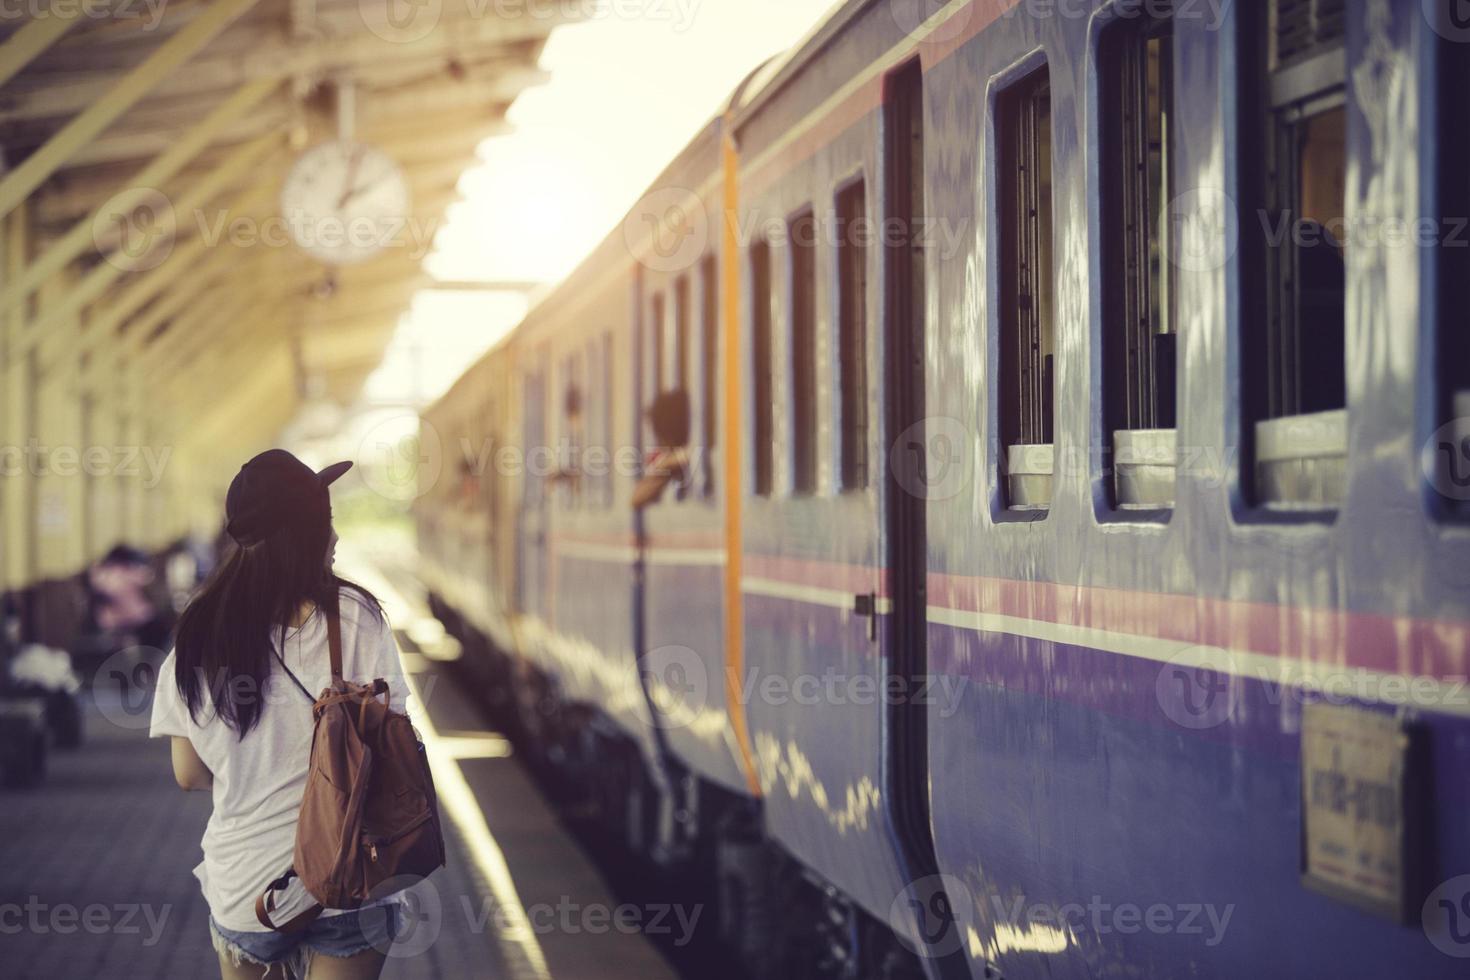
[149, 588, 414, 932]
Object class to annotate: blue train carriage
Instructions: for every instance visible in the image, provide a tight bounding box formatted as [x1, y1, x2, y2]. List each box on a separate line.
[497, 223, 667, 787]
[534, 104, 773, 869]
[420, 348, 511, 693]
[906, 0, 1468, 978]
[707, 1, 984, 971]
[625, 111, 765, 812]
[418, 344, 523, 707]
[418, 354, 499, 648]
[421, 0, 1470, 975]
[728, 0, 1470, 977]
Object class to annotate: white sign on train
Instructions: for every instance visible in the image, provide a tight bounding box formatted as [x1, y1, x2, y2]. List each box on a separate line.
[1300, 702, 1412, 922]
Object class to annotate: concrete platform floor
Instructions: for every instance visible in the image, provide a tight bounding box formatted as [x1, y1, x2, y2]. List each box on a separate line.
[0, 551, 677, 980]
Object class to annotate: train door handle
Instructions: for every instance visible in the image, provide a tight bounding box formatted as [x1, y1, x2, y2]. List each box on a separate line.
[854, 593, 878, 642]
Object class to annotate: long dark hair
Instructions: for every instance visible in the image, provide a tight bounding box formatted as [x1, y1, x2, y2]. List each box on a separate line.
[172, 495, 380, 737]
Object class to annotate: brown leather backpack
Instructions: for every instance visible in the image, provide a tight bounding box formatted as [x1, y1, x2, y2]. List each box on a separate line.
[256, 599, 446, 932]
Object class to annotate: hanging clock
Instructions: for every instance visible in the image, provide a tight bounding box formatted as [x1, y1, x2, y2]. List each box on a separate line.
[280, 140, 411, 266]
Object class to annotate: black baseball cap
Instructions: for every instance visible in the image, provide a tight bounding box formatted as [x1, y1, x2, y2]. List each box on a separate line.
[225, 449, 352, 546]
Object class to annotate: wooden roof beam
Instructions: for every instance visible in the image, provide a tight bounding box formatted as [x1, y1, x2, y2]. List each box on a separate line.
[29, 114, 503, 225]
[0, 0, 262, 220]
[141, 250, 283, 381]
[0, 7, 86, 90]
[360, 66, 547, 124]
[300, 317, 402, 367]
[19, 132, 280, 351]
[50, 100, 286, 169]
[77, 235, 247, 387]
[44, 178, 276, 365]
[2, 12, 560, 123]
[0, 80, 278, 311]
[142, 274, 266, 381]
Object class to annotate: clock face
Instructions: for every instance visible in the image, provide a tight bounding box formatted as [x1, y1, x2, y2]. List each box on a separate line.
[279, 140, 411, 266]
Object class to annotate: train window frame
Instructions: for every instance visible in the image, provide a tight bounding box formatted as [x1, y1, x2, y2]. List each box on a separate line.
[788, 206, 819, 496]
[834, 175, 870, 493]
[1433, 11, 1470, 519]
[750, 237, 775, 497]
[483, 396, 500, 522]
[561, 349, 584, 509]
[994, 63, 1056, 513]
[699, 253, 719, 500]
[1099, 3, 1177, 514]
[522, 366, 547, 512]
[650, 291, 667, 397]
[1238, 0, 1349, 514]
[673, 274, 691, 501]
[673, 274, 691, 394]
[590, 331, 614, 509]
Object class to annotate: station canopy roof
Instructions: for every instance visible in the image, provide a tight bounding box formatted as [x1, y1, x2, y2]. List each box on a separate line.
[0, 0, 572, 455]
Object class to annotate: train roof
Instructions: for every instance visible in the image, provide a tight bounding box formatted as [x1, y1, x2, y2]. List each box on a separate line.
[727, 0, 873, 133]
[421, 0, 867, 421]
[505, 0, 868, 323]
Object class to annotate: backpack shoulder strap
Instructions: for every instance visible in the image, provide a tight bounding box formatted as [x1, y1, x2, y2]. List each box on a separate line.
[327, 590, 343, 684]
[255, 868, 323, 932]
[272, 649, 315, 704]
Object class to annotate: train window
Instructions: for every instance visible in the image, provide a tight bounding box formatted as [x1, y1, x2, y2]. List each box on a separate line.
[674, 275, 690, 393]
[700, 254, 719, 498]
[582, 341, 599, 508]
[751, 239, 774, 496]
[650, 292, 666, 395]
[1436, 12, 1470, 514]
[484, 398, 499, 521]
[674, 275, 692, 500]
[997, 67, 1055, 510]
[523, 368, 545, 510]
[1241, 0, 1348, 508]
[597, 332, 615, 508]
[563, 351, 584, 507]
[836, 179, 869, 491]
[790, 208, 818, 495]
[1101, 6, 1176, 510]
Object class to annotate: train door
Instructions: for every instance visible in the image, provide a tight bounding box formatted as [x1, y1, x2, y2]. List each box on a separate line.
[880, 59, 965, 968]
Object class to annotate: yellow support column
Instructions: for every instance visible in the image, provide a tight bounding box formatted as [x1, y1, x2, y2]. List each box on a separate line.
[139, 415, 170, 551]
[0, 0, 264, 221]
[83, 364, 122, 561]
[0, 208, 10, 593]
[32, 271, 86, 580]
[2, 205, 33, 593]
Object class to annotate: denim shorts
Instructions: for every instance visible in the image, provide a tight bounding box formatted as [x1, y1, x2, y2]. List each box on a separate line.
[209, 903, 401, 974]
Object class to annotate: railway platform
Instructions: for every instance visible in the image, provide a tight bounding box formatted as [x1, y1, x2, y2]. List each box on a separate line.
[0, 544, 678, 980]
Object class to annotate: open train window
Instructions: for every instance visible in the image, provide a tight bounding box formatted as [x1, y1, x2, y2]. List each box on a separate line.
[673, 275, 691, 499]
[1435, 10, 1470, 514]
[997, 66, 1055, 510]
[836, 179, 869, 491]
[561, 351, 584, 507]
[589, 332, 614, 508]
[650, 292, 666, 396]
[483, 397, 500, 521]
[523, 368, 546, 510]
[751, 239, 774, 496]
[674, 275, 690, 393]
[1241, 0, 1348, 509]
[700, 254, 719, 498]
[790, 208, 818, 495]
[1101, 4, 1176, 510]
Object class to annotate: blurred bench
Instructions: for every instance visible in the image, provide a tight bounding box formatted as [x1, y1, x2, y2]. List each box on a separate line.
[0, 698, 46, 787]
